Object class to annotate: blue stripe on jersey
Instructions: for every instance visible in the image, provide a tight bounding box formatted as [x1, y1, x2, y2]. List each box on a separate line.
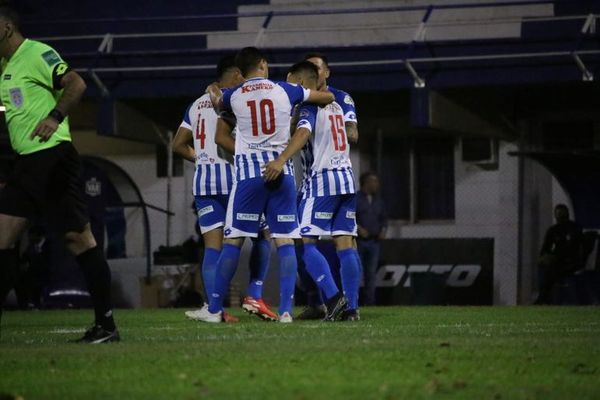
[205, 163, 212, 195]
[242, 155, 250, 180]
[194, 166, 201, 196]
[322, 170, 330, 196]
[226, 163, 233, 188]
[342, 168, 350, 193]
[250, 153, 261, 178]
[332, 169, 341, 194]
[261, 151, 270, 166]
[215, 164, 222, 194]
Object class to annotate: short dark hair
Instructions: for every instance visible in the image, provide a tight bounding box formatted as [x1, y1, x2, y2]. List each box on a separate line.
[288, 61, 318, 82]
[360, 171, 377, 187]
[235, 47, 266, 77]
[0, 4, 20, 31]
[304, 52, 329, 67]
[216, 54, 237, 80]
[555, 204, 569, 212]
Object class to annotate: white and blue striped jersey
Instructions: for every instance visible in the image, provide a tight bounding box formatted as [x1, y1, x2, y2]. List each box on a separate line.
[180, 93, 235, 196]
[221, 78, 310, 182]
[297, 101, 356, 198]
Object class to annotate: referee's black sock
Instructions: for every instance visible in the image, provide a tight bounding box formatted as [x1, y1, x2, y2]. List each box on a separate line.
[0, 248, 18, 307]
[76, 246, 116, 332]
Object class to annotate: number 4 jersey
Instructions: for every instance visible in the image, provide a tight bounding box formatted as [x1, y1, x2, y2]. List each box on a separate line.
[297, 100, 356, 198]
[221, 78, 310, 181]
[180, 93, 235, 196]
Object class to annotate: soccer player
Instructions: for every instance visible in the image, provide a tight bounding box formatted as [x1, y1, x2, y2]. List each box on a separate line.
[0, 6, 119, 343]
[295, 53, 361, 320]
[194, 47, 334, 323]
[172, 55, 277, 322]
[264, 61, 361, 321]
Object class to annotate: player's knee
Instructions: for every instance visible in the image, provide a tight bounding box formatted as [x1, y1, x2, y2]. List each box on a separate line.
[334, 236, 353, 250]
[274, 238, 294, 247]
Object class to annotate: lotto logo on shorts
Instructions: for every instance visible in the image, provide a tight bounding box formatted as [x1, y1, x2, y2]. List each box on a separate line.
[198, 206, 214, 216]
[277, 214, 296, 222]
[237, 213, 260, 221]
[346, 211, 356, 219]
[315, 212, 333, 220]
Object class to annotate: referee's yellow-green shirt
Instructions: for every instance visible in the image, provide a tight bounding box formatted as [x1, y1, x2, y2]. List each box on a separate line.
[1, 39, 72, 155]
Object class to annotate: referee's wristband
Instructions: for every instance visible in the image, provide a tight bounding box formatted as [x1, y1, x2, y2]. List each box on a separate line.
[48, 108, 65, 123]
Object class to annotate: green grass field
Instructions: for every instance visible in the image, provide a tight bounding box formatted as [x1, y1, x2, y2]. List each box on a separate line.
[0, 307, 599, 400]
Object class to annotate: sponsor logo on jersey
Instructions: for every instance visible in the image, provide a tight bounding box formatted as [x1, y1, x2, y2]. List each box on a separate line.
[9, 88, 23, 108]
[85, 177, 102, 197]
[198, 205, 214, 217]
[346, 211, 356, 219]
[237, 213, 260, 221]
[277, 214, 296, 222]
[241, 82, 274, 93]
[299, 109, 310, 118]
[315, 212, 333, 219]
[297, 120, 310, 128]
[343, 94, 355, 106]
[197, 100, 213, 109]
[346, 112, 357, 121]
[42, 50, 61, 66]
[197, 152, 210, 162]
[329, 155, 344, 167]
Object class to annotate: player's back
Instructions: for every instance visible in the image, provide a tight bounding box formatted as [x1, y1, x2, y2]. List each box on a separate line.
[298, 101, 355, 198]
[181, 93, 234, 196]
[223, 78, 308, 181]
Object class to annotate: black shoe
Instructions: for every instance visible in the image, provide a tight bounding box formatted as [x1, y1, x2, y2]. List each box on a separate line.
[340, 309, 360, 322]
[73, 325, 120, 344]
[296, 305, 326, 320]
[323, 294, 348, 322]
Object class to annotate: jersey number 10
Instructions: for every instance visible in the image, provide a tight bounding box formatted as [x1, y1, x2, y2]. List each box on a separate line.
[328, 115, 347, 151]
[247, 99, 275, 136]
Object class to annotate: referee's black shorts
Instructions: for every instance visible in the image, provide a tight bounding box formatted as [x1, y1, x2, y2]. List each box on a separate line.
[0, 141, 90, 233]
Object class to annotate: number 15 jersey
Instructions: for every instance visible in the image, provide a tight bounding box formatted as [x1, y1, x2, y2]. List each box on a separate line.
[297, 101, 356, 199]
[221, 78, 310, 182]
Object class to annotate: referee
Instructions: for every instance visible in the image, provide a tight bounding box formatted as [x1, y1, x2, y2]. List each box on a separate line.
[0, 6, 119, 343]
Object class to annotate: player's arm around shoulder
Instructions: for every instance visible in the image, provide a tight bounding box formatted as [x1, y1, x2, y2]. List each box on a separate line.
[306, 88, 334, 106]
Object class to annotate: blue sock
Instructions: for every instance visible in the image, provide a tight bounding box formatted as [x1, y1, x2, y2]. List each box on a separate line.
[338, 248, 361, 310]
[208, 244, 241, 314]
[247, 237, 271, 299]
[302, 243, 339, 300]
[201, 247, 221, 303]
[296, 242, 324, 307]
[277, 244, 298, 315]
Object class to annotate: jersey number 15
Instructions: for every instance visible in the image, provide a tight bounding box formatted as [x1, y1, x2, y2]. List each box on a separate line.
[328, 115, 347, 151]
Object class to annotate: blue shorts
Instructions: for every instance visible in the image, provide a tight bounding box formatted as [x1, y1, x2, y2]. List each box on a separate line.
[298, 194, 357, 237]
[225, 176, 300, 239]
[194, 194, 229, 234]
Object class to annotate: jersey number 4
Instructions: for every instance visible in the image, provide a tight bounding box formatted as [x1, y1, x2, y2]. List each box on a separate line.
[195, 118, 206, 149]
[247, 99, 275, 136]
[328, 115, 347, 151]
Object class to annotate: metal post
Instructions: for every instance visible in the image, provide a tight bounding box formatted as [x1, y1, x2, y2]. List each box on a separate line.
[405, 61, 426, 88]
[254, 11, 274, 47]
[572, 52, 594, 81]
